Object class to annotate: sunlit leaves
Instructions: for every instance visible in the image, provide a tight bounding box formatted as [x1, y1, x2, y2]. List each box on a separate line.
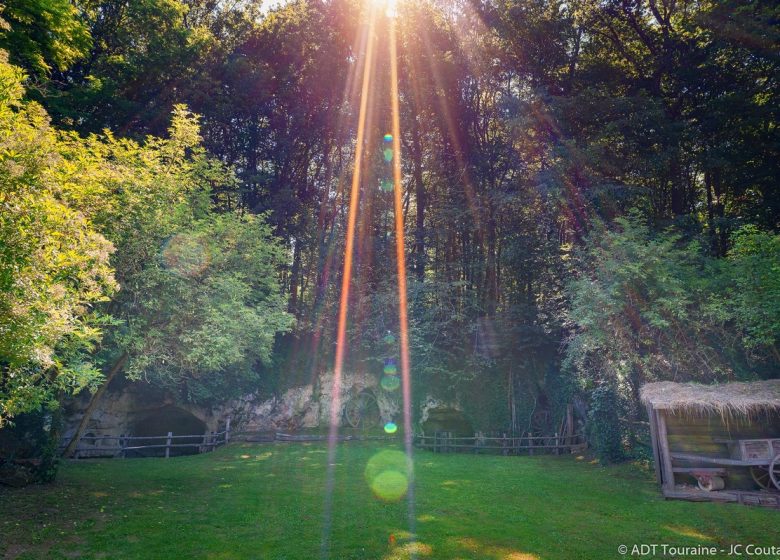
[0, 56, 116, 423]
[0, 0, 91, 77]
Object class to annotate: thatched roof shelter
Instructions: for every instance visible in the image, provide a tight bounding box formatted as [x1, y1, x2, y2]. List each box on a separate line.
[641, 380, 780, 419]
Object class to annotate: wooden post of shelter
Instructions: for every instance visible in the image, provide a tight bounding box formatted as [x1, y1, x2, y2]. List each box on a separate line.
[646, 404, 663, 488]
[654, 411, 675, 492]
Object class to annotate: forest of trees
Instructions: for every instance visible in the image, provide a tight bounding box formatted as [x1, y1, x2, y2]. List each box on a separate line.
[0, 0, 778, 466]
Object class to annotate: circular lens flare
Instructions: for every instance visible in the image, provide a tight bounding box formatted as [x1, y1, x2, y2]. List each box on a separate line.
[365, 450, 408, 502]
[161, 234, 209, 277]
[384, 422, 398, 434]
[381, 375, 401, 391]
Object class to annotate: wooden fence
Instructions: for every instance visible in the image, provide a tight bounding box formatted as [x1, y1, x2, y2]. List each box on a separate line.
[66, 424, 586, 458]
[68, 419, 231, 459]
[416, 431, 587, 455]
[274, 433, 398, 443]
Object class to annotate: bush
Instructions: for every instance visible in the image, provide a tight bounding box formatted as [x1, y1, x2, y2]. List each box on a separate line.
[0, 408, 61, 486]
[588, 385, 625, 465]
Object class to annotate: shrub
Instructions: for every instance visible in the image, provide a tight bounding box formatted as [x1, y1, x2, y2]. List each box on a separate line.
[588, 385, 625, 465]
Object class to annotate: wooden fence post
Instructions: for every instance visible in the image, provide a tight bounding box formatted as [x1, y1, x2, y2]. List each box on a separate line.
[165, 431, 173, 459]
[555, 432, 560, 455]
[225, 417, 231, 445]
[528, 432, 534, 456]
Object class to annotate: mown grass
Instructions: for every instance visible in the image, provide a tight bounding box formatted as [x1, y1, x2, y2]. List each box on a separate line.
[1, 442, 778, 559]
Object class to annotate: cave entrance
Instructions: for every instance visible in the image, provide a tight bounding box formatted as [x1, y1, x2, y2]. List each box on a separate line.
[131, 406, 206, 457]
[421, 407, 473, 437]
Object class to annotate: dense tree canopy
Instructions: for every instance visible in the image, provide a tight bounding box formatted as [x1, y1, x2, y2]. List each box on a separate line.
[0, 0, 777, 461]
[0, 55, 292, 427]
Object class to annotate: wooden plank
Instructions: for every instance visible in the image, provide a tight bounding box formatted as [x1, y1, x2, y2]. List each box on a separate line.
[662, 488, 780, 509]
[669, 452, 770, 467]
[656, 411, 675, 490]
[672, 467, 727, 475]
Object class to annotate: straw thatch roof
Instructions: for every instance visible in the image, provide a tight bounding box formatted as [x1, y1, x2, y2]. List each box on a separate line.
[641, 380, 780, 418]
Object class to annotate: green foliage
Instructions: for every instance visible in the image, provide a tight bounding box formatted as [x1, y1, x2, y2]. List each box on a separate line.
[726, 226, 780, 354]
[566, 214, 780, 398]
[564, 213, 738, 392]
[55, 105, 294, 403]
[1, 0, 777, 449]
[1, 52, 293, 425]
[120, 214, 295, 402]
[47, 0, 215, 134]
[0, 407, 61, 484]
[0, 0, 91, 77]
[0, 54, 117, 423]
[588, 385, 625, 465]
[566, 215, 780, 457]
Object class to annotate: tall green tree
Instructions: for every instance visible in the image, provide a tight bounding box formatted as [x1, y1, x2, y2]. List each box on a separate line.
[0, 0, 91, 78]
[0, 55, 116, 424]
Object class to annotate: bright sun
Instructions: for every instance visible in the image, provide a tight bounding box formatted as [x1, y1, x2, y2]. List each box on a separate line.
[371, 0, 399, 18]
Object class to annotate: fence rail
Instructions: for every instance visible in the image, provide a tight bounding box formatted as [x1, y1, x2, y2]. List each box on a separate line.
[66, 419, 231, 459]
[66, 423, 586, 459]
[274, 433, 399, 442]
[415, 432, 587, 455]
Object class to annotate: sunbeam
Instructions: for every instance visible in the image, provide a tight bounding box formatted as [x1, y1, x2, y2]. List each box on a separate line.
[320, 2, 379, 557]
[389, 8, 417, 544]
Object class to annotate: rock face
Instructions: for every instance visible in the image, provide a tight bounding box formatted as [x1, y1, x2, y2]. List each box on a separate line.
[61, 370, 407, 443]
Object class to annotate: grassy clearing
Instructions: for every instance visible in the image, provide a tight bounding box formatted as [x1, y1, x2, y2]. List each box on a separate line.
[1, 443, 778, 559]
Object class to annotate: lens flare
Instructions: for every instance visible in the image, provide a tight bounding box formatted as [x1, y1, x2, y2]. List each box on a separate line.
[384, 422, 398, 434]
[381, 375, 401, 391]
[365, 450, 408, 502]
[383, 148, 394, 162]
[322, 3, 379, 556]
[161, 234, 209, 277]
[389, 8, 417, 539]
[371, 0, 399, 19]
[384, 133, 393, 143]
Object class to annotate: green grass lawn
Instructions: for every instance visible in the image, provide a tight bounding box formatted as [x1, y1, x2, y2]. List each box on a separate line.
[1, 443, 778, 560]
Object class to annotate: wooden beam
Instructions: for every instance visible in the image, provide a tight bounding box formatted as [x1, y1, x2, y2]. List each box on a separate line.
[655, 411, 675, 491]
[646, 404, 663, 487]
[669, 452, 771, 467]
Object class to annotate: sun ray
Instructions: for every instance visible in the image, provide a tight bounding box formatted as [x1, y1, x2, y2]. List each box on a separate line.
[389, 8, 417, 541]
[320, 3, 380, 557]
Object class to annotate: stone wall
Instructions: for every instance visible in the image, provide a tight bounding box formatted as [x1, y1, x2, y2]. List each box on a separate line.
[61, 370, 417, 443]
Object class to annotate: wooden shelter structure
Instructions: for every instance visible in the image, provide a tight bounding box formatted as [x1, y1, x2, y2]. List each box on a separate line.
[641, 380, 780, 508]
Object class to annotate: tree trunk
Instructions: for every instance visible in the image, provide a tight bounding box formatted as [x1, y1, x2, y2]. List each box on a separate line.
[705, 170, 716, 254]
[288, 237, 301, 315]
[63, 352, 128, 458]
[411, 117, 426, 282]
